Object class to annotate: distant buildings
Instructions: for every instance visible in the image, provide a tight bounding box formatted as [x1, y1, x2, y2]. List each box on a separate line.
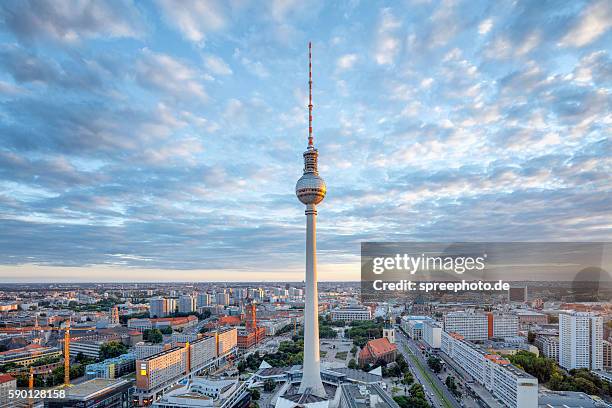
[331, 306, 371, 322]
[559, 311, 603, 370]
[128, 315, 198, 331]
[441, 331, 538, 408]
[400, 315, 431, 340]
[178, 295, 196, 314]
[358, 338, 397, 366]
[150, 297, 177, 318]
[0, 344, 61, 366]
[443, 311, 518, 341]
[508, 286, 528, 303]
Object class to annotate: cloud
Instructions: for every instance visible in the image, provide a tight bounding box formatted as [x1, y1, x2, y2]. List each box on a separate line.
[156, 0, 226, 44]
[478, 18, 493, 35]
[336, 54, 358, 71]
[374, 8, 401, 65]
[0, 0, 144, 43]
[559, 0, 612, 47]
[204, 54, 232, 76]
[136, 49, 208, 101]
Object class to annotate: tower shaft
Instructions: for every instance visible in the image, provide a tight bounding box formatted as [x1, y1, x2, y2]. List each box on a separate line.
[298, 203, 326, 397]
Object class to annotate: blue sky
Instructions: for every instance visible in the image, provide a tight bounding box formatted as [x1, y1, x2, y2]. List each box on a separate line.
[0, 0, 610, 282]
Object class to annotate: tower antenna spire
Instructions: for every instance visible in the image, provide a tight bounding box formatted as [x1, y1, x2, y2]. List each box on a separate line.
[308, 41, 313, 148]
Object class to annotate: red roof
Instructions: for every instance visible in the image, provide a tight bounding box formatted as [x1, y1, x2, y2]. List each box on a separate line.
[0, 374, 15, 384]
[0, 344, 43, 355]
[359, 338, 397, 361]
[218, 316, 242, 326]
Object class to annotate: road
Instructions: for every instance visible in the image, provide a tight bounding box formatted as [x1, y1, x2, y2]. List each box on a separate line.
[395, 328, 461, 408]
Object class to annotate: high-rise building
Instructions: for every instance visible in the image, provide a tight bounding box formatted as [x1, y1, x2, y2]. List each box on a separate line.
[149, 297, 166, 318]
[444, 311, 488, 341]
[178, 295, 196, 313]
[559, 311, 603, 370]
[197, 292, 212, 307]
[294, 41, 327, 399]
[216, 292, 229, 306]
[603, 339, 612, 369]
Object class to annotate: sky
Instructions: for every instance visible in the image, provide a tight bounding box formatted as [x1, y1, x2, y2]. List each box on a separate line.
[0, 0, 610, 283]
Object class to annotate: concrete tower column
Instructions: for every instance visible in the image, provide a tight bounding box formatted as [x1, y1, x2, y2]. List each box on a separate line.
[299, 203, 325, 397]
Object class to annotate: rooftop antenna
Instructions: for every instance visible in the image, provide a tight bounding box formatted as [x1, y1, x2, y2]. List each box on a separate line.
[308, 41, 314, 148]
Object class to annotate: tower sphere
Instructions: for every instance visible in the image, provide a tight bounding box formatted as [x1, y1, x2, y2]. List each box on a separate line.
[296, 172, 326, 205]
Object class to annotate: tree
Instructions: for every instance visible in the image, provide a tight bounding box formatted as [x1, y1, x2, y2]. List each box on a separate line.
[100, 341, 128, 360]
[143, 329, 163, 344]
[427, 356, 442, 373]
[402, 372, 414, 386]
[249, 389, 260, 401]
[350, 346, 358, 354]
[348, 359, 358, 369]
[264, 379, 276, 392]
[527, 331, 536, 344]
[160, 326, 173, 335]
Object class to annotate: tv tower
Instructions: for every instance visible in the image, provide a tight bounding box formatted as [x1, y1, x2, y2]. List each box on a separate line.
[295, 41, 327, 398]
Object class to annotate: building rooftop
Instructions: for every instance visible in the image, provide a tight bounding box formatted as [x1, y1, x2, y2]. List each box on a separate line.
[66, 378, 131, 400]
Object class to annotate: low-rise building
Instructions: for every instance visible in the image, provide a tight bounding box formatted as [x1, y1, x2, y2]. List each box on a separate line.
[85, 353, 136, 379]
[0, 344, 61, 366]
[358, 338, 397, 367]
[331, 307, 371, 322]
[46, 378, 132, 408]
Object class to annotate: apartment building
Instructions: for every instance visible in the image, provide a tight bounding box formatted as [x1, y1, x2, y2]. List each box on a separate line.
[134, 342, 165, 360]
[423, 320, 443, 349]
[559, 311, 603, 370]
[330, 306, 372, 322]
[444, 311, 488, 341]
[491, 313, 519, 339]
[441, 331, 538, 408]
[535, 335, 559, 362]
[136, 347, 187, 392]
[443, 312, 518, 341]
[603, 339, 612, 369]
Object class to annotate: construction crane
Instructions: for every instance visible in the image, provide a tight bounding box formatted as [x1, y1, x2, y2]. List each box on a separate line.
[63, 320, 71, 388]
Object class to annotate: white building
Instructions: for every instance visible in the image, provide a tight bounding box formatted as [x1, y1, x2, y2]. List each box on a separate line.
[559, 311, 603, 370]
[535, 335, 559, 362]
[423, 320, 442, 349]
[152, 377, 248, 408]
[330, 307, 371, 322]
[134, 342, 164, 360]
[441, 331, 537, 408]
[492, 314, 519, 339]
[443, 311, 488, 341]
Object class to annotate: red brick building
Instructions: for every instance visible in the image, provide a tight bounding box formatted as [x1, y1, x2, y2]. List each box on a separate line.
[358, 337, 398, 366]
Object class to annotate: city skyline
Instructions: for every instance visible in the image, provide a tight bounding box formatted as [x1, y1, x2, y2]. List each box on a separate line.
[0, 0, 611, 282]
